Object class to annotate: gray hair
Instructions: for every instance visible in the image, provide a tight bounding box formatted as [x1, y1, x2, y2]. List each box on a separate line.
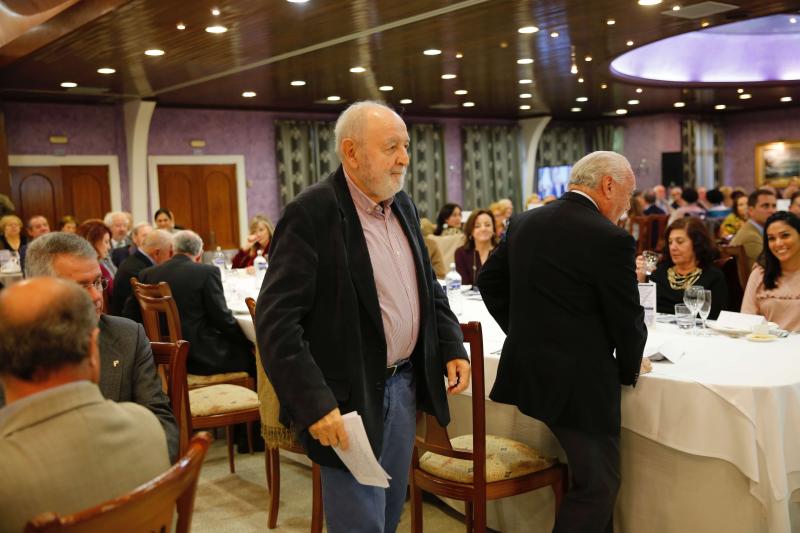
[141, 229, 173, 254]
[131, 221, 151, 239]
[103, 211, 131, 228]
[0, 278, 97, 381]
[173, 230, 203, 257]
[25, 232, 97, 278]
[334, 100, 394, 159]
[569, 151, 632, 189]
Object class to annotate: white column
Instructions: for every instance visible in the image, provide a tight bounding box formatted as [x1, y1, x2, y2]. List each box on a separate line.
[123, 100, 156, 223]
[519, 116, 552, 200]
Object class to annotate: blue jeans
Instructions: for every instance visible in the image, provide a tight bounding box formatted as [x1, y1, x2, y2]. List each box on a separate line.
[320, 365, 416, 533]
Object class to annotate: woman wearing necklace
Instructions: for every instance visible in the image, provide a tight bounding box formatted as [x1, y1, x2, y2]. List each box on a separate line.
[454, 208, 498, 286]
[636, 217, 727, 319]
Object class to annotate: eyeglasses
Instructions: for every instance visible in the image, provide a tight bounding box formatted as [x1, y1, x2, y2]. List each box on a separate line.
[80, 278, 109, 292]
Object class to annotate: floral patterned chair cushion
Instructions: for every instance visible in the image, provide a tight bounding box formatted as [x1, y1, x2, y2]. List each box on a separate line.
[189, 384, 259, 417]
[187, 371, 250, 389]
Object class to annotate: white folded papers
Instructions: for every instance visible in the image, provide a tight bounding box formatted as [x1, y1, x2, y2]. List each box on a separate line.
[638, 282, 657, 327]
[715, 310, 765, 331]
[333, 412, 391, 488]
[645, 338, 685, 363]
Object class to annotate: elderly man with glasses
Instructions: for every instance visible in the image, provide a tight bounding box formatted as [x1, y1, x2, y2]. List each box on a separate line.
[0, 232, 179, 462]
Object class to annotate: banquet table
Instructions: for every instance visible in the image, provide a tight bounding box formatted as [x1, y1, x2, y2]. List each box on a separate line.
[224, 272, 800, 532]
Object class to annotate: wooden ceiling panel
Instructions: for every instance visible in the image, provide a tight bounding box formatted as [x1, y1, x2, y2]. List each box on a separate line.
[1, 0, 798, 118]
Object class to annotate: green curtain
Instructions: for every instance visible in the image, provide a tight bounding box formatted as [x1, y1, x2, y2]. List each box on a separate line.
[591, 124, 624, 153]
[405, 123, 446, 220]
[681, 119, 699, 188]
[275, 120, 338, 206]
[682, 119, 723, 189]
[535, 125, 587, 168]
[462, 125, 522, 211]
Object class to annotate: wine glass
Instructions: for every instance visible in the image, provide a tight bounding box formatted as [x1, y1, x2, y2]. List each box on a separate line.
[683, 286, 705, 336]
[642, 251, 658, 276]
[698, 290, 712, 335]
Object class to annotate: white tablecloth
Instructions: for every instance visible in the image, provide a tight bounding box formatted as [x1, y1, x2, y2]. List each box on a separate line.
[226, 276, 800, 532]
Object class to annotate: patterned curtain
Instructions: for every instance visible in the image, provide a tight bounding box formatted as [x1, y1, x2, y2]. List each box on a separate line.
[275, 120, 338, 206]
[405, 123, 446, 219]
[682, 120, 723, 189]
[591, 124, 624, 153]
[462, 125, 522, 211]
[681, 120, 699, 188]
[712, 124, 724, 187]
[535, 125, 587, 168]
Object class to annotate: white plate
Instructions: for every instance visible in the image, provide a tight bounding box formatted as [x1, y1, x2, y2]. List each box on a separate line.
[746, 333, 778, 342]
[708, 321, 779, 335]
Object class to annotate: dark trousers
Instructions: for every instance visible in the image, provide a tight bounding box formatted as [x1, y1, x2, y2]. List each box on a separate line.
[550, 425, 620, 533]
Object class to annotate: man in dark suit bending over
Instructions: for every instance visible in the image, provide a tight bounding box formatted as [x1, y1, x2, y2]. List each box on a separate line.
[256, 101, 470, 533]
[478, 151, 651, 533]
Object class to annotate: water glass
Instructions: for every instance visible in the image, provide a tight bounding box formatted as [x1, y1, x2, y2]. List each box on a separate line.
[675, 304, 694, 331]
[683, 286, 705, 335]
[698, 290, 712, 335]
[643, 251, 659, 275]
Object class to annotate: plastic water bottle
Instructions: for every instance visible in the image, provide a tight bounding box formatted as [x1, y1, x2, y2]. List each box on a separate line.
[212, 246, 226, 277]
[444, 263, 462, 316]
[253, 249, 268, 286]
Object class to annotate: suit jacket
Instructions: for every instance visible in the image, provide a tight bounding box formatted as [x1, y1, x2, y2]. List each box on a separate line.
[111, 244, 134, 268]
[730, 220, 763, 272]
[478, 192, 647, 435]
[0, 381, 170, 533]
[0, 315, 178, 462]
[133, 254, 253, 376]
[110, 250, 153, 316]
[256, 167, 467, 467]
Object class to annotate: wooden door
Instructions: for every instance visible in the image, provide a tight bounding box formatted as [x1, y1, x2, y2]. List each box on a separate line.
[10, 166, 110, 226]
[157, 164, 240, 249]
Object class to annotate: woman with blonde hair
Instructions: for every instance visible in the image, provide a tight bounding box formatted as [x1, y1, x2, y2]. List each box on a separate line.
[0, 214, 26, 253]
[232, 215, 274, 268]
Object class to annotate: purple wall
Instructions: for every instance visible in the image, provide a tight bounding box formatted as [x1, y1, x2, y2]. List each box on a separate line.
[723, 107, 800, 190]
[622, 114, 682, 190]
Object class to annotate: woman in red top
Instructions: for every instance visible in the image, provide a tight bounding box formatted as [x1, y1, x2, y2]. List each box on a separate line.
[232, 215, 274, 268]
[77, 219, 114, 302]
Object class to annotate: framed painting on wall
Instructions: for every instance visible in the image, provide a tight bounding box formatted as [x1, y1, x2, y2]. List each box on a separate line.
[755, 141, 800, 189]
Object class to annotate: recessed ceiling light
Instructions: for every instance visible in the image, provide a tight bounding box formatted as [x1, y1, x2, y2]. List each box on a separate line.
[550, 31, 559, 38]
[287, 0, 310, 3]
[701, 21, 710, 27]
[636, 88, 643, 93]
[350, 66, 366, 73]
[628, 99, 640, 105]
[739, 93, 752, 100]
[520, 93, 532, 98]
[517, 58, 534, 65]
[290, 80, 306, 86]
[780, 96, 793, 102]
[211, 7, 220, 15]
[423, 49, 442, 56]
[518, 26, 539, 34]
[327, 95, 342, 102]
[673, 101, 686, 108]
[144, 49, 165, 56]
[462, 102, 475, 107]
[454, 89, 468, 95]
[576, 97, 588, 102]
[455, 53, 463, 59]
[441, 73, 457, 79]
[520, 104, 531, 110]
[176, 22, 186, 30]
[714, 104, 726, 110]
[601, 83, 608, 89]
[638, 0, 662, 5]
[672, 5, 681, 10]
[571, 107, 582, 112]
[616, 108, 628, 115]
[97, 67, 116, 75]
[737, 88, 744, 94]
[379, 85, 394, 91]
[400, 98, 413, 104]
[578, 78, 585, 83]
[60, 81, 77, 88]
[626, 40, 634, 46]
[607, 19, 616, 25]
[519, 79, 533, 84]
[791, 17, 797, 24]
[585, 55, 592, 62]
[242, 91, 256, 98]
[205, 25, 228, 33]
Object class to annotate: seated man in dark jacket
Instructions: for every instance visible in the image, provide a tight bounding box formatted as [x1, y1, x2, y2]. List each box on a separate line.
[124, 230, 253, 376]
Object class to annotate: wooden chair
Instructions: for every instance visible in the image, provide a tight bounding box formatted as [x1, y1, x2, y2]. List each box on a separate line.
[633, 214, 669, 254]
[716, 244, 749, 311]
[245, 297, 323, 532]
[410, 322, 568, 533]
[133, 282, 260, 474]
[151, 340, 192, 458]
[130, 278, 252, 390]
[25, 432, 212, 533]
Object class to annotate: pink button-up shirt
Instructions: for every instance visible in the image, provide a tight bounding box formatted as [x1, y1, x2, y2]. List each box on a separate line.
[344, 172, 420, 366]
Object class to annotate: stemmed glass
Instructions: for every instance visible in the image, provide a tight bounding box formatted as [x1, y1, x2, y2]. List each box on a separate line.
[642, 251, 659, 279]
[698, 290, 712, 335]
[683, 285, 705, 336]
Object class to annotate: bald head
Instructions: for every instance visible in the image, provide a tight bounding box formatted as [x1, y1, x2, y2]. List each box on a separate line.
[0, 278, 98, 387]
[140, 229, 173, 265]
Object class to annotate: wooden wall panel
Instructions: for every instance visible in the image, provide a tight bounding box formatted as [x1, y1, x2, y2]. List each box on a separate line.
[203, 165, 238, 250]
[157, 165, 195, 231]
[10, 167, 62, 225]
[61, 165, 110, 222]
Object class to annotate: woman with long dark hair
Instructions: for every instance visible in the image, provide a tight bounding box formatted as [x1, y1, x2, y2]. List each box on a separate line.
[434, 203, 463, 236]
[742, 212, 800, 330]
[454, 209, 498, 285]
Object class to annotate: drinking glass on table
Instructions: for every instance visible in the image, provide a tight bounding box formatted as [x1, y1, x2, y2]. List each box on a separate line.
[674, 304, 694, 331]
[683, 285, 705, 336]
[698, 289, 712, 335]
[642, 251, 659, 277]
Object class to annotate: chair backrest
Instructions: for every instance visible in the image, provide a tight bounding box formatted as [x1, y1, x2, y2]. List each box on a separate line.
[631, 216, 652, 255]
[718, 245, 750, 290]
[415, 322, 485, 482]
[25, 432, 212, 533]
[131, 278, 182, 343]
[717, 244, 749, 311]
[151, 340, 192, 457]
[429, 233, 466, 269]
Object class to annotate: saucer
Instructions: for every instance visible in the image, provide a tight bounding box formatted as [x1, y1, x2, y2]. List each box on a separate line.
[745, 333, 778, 342]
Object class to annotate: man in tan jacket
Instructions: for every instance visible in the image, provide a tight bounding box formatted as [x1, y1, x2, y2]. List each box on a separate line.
[0, 278, 170, 532]
[730, 189, 777, 271]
